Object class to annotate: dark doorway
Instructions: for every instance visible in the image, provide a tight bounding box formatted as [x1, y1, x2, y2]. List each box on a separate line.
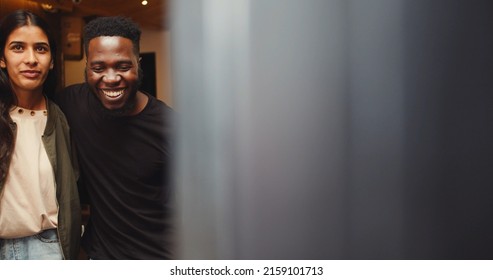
[139, 52, 157, 97]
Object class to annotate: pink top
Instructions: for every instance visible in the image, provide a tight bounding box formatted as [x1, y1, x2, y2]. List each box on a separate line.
[0, 107, 58, 238]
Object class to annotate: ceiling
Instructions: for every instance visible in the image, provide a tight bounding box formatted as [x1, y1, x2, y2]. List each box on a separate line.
[35, 0, 169, 30]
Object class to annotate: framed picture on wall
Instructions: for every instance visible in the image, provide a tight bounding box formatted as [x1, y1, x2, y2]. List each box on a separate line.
[61, 16, 83, 60]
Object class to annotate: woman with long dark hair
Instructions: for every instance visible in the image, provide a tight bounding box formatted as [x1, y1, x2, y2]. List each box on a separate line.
[0, 9, 80, 259]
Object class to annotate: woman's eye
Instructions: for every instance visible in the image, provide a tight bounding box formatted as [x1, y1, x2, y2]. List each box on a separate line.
[36, 46, 49, 53]
[11, 45, 23, 51]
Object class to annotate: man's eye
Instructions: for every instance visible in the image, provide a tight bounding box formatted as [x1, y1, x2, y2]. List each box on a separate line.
[118, 65, 132, 71]
[91, 67, 104, 73]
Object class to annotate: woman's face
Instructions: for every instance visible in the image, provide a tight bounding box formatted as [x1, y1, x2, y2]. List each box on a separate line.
[0, 25, 53, 96]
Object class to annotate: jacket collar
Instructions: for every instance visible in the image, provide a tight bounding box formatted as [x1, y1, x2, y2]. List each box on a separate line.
[44, 99, 56, 136]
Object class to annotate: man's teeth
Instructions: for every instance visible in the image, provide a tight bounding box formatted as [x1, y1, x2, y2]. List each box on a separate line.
[102, 89, 124, 97]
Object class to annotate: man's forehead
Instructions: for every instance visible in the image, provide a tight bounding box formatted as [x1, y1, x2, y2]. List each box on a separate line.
[89, 36, 133, 47]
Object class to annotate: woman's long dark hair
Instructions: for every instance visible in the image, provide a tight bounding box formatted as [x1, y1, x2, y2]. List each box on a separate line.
[0, 10, 58, 186]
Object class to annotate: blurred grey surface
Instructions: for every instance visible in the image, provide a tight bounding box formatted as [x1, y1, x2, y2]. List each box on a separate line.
[171, 0, 493, 259]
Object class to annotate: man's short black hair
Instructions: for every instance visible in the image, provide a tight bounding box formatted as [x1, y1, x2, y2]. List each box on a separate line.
[83, 16, 141, 56]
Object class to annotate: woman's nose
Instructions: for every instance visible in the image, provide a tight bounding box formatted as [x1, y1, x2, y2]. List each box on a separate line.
[24, 49, 38, 65]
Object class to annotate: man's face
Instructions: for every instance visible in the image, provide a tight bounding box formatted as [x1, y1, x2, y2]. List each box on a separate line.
[86, 36, 140, 112]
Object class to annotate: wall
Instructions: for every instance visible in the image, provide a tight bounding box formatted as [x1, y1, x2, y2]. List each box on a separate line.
[172, 0, 493, 259]
[141, 29, 173, 106]
[0, 0, 50, 21]
[172, 0, 348, 259]
[63, 28, 173, 107]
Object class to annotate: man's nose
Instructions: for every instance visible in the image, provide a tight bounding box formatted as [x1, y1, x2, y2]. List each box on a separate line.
[103, 70, 122, 84]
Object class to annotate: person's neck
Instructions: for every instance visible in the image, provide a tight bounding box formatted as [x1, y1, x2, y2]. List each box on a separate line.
[15, 91, 46, 110]
[127, 91, 148, 116]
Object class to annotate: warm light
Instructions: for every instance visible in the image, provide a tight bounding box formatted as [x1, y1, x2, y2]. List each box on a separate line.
[40, 3, 57, 13]
[41, 3, 53, 9]
[141, 0, 148, 5]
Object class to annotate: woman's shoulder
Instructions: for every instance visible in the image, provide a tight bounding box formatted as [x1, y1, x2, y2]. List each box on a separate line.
[46, 99, 70, 128]
[40, 98, 70, 138]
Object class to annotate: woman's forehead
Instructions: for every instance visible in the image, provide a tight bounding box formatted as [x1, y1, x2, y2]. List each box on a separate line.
[7, 25, 49, 44]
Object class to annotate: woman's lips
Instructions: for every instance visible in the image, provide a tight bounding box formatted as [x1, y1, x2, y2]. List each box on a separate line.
[20, 70, 41, 79]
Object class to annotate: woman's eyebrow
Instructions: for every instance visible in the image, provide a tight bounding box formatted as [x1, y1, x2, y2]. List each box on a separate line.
[8, 41, 25, 45]
[8, 41, 49, 46]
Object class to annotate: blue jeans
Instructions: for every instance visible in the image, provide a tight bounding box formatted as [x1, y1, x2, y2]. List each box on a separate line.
[0, 229, 63, 260]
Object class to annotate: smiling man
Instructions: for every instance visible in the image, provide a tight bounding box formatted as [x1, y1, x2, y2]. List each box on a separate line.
[56, 16, 173, 259]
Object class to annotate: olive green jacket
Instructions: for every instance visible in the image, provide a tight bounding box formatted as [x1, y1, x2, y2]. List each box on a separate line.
[0, 100, 81, 259]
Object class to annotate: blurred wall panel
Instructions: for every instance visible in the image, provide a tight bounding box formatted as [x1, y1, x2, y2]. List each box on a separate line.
[240, 0, 349, 259]
[172, 0, 349, 259]
[344, 0, 406, 259]
[402, 0, 493, 259]
[172, 0, 493, 259]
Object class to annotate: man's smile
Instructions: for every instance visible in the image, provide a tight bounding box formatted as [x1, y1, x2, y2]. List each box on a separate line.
[101, 88, 125, 99]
